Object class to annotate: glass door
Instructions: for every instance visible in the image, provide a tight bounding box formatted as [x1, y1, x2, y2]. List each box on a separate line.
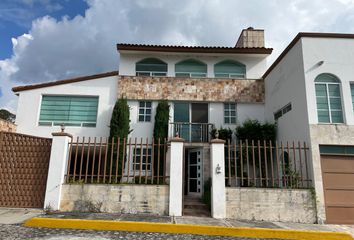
[188, 149, 203, 196]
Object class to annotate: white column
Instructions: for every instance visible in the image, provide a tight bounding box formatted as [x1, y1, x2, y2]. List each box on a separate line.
[168, 137, 184, 216]
[210, 139, 226, 219]
[44, 132, 72, 210]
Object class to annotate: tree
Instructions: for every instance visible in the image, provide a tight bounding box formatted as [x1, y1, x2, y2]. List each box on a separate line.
[236, 119, 276, 142]
[153, 100, 170, 141]
[0, 109, 15, 123]
[109, 97, 131, 140]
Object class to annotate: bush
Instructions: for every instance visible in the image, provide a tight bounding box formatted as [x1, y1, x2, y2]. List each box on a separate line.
[236, 119, 276, 142]
[153, 100, 170, 141]
[210, 127, 233, 141]
[109, 97, 131, 139]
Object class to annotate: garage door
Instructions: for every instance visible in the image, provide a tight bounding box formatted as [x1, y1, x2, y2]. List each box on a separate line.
[321, 154, 354, 224]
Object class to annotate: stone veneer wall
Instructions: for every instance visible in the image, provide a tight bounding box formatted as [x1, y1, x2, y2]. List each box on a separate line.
[60, 184, 169, 215]
[119, 76, 264, 102]
[0, 119, 16, 132]
[226, 188, 316, 223]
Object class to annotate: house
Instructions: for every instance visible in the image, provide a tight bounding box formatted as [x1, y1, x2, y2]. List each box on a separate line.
[264, 32, 354, 224]
[9, 28, 354, 224]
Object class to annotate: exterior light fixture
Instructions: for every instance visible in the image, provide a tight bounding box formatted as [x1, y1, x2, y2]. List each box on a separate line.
[216, 164, 222, 174]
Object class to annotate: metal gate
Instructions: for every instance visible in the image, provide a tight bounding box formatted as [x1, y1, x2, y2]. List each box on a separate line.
[0, 132, 52, 208]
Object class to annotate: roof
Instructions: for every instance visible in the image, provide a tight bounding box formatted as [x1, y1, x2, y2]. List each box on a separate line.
[263, 32, 354, 79]
[117, 43, 273, 55]
[12, 71, 118, 93]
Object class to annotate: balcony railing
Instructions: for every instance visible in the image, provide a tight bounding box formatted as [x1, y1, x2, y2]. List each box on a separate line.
[169, 122, 214, 142]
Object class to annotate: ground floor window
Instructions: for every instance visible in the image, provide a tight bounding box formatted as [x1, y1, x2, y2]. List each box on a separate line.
[133, 147, 152, 173]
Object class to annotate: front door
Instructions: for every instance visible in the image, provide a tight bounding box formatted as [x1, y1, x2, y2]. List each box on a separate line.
[188, 149, 203, 196]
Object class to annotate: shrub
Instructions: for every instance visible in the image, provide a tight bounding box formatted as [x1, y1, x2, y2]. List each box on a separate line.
[236, 119, 276, 142]
[109, 97, 131, 139]
[153, 100, 170, 141]
[210, 127, 233, 141]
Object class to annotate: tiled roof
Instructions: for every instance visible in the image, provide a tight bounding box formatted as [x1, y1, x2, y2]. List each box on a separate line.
[12, 71, 118, 93]
[117, 43, 273, 54]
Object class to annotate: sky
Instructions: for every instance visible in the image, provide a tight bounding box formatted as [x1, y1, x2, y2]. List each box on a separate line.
[1, 0, 354, 113]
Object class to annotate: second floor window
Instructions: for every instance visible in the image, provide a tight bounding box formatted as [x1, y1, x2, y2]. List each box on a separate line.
[214, 60, 246, 78]
[224, 103, 236, 124]
[315, 73, 343, 123]
[136, 58, 167, 76]
[138, 101, 152, 122]
[175, 59, 207, 77]
[39, 95, 98, 127]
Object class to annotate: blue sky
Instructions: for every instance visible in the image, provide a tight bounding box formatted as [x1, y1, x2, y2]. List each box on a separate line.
[1, 0, 354, 112]
[0, 0, 88, 59]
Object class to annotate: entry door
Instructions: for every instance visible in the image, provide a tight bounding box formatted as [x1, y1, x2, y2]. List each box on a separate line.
[188, 149, 203, 196]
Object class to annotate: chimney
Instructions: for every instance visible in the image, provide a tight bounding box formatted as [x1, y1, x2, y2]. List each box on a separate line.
[235, 27, 265, 48]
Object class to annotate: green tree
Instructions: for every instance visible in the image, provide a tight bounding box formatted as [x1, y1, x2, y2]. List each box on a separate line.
[0, 109, 15, 123]
[109, 97, 131, 182]
[153, 100, 170, 184]
[109, 97, 131, 140]
[153, 100, 170, 141]
[236, 119, 276, 142]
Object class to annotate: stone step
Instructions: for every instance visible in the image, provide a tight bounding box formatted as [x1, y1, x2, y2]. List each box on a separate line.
[183, 208, 211, 217]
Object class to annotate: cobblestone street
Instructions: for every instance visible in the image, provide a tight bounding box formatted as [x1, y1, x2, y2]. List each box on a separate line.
[0, 224, 283, 240]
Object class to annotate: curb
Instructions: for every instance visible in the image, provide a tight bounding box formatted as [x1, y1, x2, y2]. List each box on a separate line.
[24, 218, 353, 240]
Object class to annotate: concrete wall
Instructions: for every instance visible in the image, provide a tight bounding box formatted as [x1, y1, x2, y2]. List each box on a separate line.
[15, 76, 117, 139]
[60, 184, 169, 215]
[226, 188, 316, 223]
[0, 119, 16, 132]
[119, 52, 268, 79]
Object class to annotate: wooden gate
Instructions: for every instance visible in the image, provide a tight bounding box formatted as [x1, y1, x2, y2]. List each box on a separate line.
[0, 132, 52, 208]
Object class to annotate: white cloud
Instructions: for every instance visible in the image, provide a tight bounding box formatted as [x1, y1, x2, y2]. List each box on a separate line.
[1, 0, 354, 112]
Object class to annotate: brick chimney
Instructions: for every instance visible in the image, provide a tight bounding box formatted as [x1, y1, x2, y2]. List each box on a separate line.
[235, 27, 265, 48]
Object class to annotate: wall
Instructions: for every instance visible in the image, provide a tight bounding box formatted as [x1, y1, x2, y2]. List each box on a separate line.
[226, 188, 316, 223]
[264, 40, 310, 144]
[60, 184, 169, 215]
[120, 76, 264, 103]
[15, 76, 117, 139]
[128, 100, 157, 139]
[302, 37, 354, 125]
[119, 52, 268, 79]
[0, 119, 16, 132]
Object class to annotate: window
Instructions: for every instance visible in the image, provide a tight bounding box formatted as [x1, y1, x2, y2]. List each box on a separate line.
[224, 103, 236, 124]
[133, 147, 152, 173]
[214, 60, 246, 78]
[175, 59, 207, 77]
[39, 95, 98, 127]
[274, 103, 292, 121]
[136, 58, 167, 76]
[138, 101, 152, 122]
[319, 145, 354, 155]
[315, 73, 343, 123]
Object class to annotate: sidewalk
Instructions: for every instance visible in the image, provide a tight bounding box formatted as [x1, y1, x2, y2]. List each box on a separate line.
[24, 212, 354, 239]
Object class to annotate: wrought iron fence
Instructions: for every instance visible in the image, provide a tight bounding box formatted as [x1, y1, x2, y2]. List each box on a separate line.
[225, 140, 311, 189]
[65, 137, 169, 185]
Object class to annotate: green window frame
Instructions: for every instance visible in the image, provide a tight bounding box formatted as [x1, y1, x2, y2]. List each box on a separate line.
[175, 59, 207, 77]
[224, 103, 236, 124]
[138, 101, 152, 122]
[214, 60, 246, 78]
[39, 95, 98, 127]
[315, 73, 343, 123]
[136, 58, 167, 76]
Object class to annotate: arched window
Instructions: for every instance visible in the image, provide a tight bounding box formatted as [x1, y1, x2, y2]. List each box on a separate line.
[175, 59, 207, 77]
[214, 60, 246, 78]
[135, 58, 167, 76]
[315, 73, 343, 123]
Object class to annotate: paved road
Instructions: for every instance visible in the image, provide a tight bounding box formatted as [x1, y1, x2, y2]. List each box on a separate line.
[0, 224, 284, 240]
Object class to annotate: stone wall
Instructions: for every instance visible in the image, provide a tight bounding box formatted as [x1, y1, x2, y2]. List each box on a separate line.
[0, 119, 16, 132]
[119, 76, 264, 103]
[226, 188, 316, 223]
[60, 184, 169, 215]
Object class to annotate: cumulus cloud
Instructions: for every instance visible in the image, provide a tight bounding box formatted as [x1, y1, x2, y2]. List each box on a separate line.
[1, 0, 354, 112]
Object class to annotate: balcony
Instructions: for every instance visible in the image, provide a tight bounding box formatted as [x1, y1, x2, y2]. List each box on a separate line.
[169, 122, 214, 143]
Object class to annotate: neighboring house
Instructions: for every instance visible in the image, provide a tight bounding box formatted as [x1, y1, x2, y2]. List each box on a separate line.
[264, 32, 354, 224]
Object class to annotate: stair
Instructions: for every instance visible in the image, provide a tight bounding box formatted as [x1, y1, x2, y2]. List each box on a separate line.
[183, 195, 210, 217]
